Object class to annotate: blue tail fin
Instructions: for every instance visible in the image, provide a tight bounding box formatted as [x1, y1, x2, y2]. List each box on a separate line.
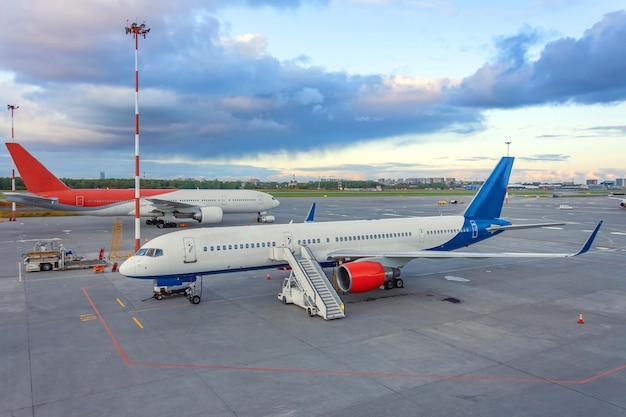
[304, 203, 316, 223]
[463, 157, 514, 219]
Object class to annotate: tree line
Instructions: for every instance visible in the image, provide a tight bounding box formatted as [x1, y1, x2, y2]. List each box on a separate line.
[0, 177, 451, 191]
[0, 177, 387, 191]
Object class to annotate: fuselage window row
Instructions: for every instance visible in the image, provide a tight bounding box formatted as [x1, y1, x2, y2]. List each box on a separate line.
[206, 230, 418, 252]
[139, 227, 452, 257]
[426, 228, 463, 235]
[210, 242, 277, 251]
[135, 227, 469, 257]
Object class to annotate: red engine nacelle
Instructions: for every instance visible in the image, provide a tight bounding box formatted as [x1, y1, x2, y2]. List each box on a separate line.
[336, 261, 400, 293]
[192, 206, 224, 224]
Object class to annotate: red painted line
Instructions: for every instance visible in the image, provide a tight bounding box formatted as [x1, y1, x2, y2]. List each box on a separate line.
[124, 360, 626, 385]
[576, 363, 626, 384]
[83, 288, 626, 384]
[82, 287, 131, 365]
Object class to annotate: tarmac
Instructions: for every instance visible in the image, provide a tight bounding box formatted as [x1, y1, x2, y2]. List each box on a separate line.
[1, 194, 625, 417]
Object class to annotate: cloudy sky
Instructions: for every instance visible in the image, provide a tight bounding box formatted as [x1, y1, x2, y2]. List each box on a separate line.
[1, 0, 625, 184]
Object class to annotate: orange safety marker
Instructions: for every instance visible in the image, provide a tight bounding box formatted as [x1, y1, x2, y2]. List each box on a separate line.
[266, 273, 271, 280]
[578, 313, 584, 324]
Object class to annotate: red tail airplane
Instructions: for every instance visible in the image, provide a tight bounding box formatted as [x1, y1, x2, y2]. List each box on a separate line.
[4, 142, 279, 227]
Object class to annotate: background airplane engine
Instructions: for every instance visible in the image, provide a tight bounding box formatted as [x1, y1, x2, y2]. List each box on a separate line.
[336, 261, 400, 293]
[192, 206, 224, 224]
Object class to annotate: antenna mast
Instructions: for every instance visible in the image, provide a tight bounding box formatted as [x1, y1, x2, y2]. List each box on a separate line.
[125, 20, 150, 252]
[7, 104, 19, 222]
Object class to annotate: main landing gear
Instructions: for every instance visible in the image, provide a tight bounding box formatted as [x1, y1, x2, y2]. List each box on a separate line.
[384, 278, 404, 290]
[146, 218, 177, 228]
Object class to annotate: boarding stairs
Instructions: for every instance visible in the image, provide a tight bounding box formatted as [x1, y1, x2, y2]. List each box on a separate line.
[271, 245, 345, 320]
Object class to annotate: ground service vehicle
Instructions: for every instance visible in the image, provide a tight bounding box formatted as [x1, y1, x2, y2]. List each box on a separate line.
[23, 240, 107, 272]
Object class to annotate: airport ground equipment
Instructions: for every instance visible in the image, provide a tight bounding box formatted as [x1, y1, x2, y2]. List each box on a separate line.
[22, 239, 107, 272]
[151, 277, 202, 304]
[109, 218, 126, 258]
[273, 245, 345, 320]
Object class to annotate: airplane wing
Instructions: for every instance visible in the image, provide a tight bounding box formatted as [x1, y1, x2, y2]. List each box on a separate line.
[144, 197, 199, 213]
[326, 221, 602, 261]
[3, 192, 59, 205]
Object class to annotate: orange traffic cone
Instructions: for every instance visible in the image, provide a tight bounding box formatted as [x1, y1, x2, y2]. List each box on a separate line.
[266, 273, 271, 280]
[578, 313, 584, 324]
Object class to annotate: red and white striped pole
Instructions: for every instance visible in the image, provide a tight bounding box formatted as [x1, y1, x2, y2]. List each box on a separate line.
[125, 21, 150, 252]
[7, 104, 19, 222]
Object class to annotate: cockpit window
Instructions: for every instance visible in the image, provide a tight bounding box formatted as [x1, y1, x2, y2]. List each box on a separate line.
[135, 248, 163, 257]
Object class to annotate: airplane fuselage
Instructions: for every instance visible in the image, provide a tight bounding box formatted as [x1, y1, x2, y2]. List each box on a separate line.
[8, 189, 279, 216]
[119, 215, 509, 280]
[4, 142, 279, 222]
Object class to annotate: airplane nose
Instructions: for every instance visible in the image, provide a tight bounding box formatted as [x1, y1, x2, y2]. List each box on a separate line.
[118, 258, 134, 277]
[273, 198, 280, 208]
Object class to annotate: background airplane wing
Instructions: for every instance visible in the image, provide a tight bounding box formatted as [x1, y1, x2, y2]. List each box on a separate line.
[144, 197, 199, 213]
[3, 192, 59, 205]
[327, 221, 602, 261]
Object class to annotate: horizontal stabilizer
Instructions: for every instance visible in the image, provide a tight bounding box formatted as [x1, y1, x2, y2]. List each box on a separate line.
[486, 222, 565, 232]
[3, 192, 59, 205]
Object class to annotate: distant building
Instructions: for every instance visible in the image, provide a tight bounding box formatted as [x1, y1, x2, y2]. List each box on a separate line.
[100, 172, 105, 180]
[586, 179, 598, 185]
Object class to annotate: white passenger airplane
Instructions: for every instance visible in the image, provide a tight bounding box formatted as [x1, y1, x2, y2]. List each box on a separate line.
[4, 142, 280, 227]
[119, 156, 602, 301]
[608, 194, 626, 208]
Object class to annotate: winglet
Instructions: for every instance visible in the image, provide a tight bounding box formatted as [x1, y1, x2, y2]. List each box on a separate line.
[572, 221, 603, 256]
[304, 203, 316, 223]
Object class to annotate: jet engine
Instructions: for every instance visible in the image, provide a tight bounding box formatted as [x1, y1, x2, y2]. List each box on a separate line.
[336, 261, 401, 293]
[192, 206, 224, 224]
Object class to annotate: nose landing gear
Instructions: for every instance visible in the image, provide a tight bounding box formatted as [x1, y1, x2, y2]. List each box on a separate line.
[149, 276, 203, 304]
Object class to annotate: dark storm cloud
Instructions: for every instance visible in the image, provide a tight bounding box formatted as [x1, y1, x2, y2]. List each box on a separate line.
[445, 11, 626, 108]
